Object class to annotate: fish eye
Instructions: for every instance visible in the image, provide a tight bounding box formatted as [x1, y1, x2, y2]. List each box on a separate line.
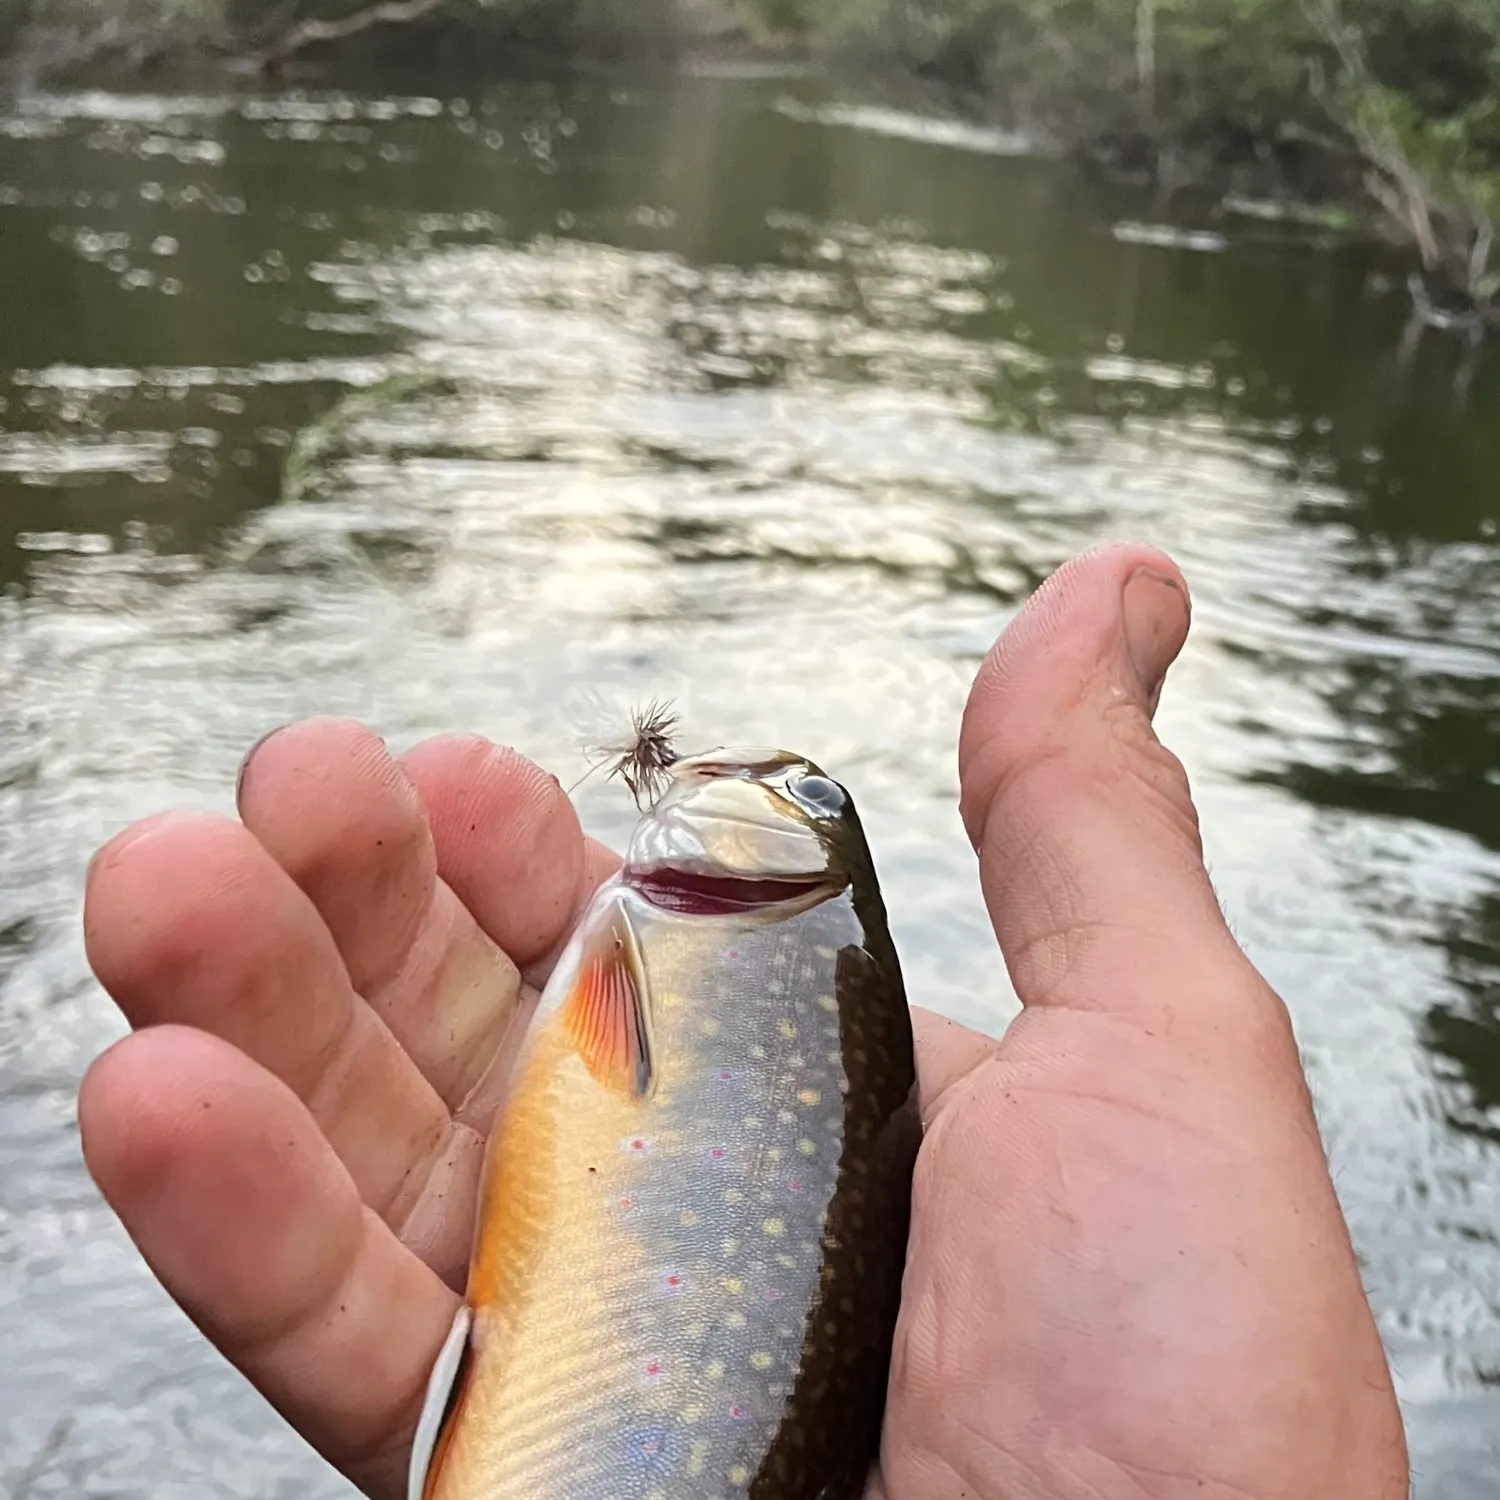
[788, 774, 846, 817]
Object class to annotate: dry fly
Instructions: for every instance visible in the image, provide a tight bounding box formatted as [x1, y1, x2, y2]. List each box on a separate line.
[576, 698, 681, 809]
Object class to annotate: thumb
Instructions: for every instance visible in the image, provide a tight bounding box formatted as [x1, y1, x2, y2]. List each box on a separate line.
[958, 543, 1248, 1021]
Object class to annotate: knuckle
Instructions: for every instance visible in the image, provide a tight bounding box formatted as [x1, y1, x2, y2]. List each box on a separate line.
[1100, 695, 1204, 854]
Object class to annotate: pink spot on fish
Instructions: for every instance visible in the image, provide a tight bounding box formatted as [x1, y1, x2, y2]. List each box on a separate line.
[766, 1287, 783, 1302]
[708, 1146, 727, 1164]
[727, 949, 741, 960]
[729, 1404, 745, 1421]
[789, 1180, 804, 1194]
[623, 1135, 652, 1157]
[642, 1360, 665, 1385]
[661, 1271, 686, 1294]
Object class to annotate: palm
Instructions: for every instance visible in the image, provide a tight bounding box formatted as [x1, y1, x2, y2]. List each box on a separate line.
[80, 546, 1407, 1500]
[878, 1003, 1389, 1500]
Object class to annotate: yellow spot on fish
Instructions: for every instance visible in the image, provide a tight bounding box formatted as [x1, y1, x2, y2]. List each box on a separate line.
[681, 1210, 699, 1227]
[706, 1360, 725, 1380]
[724, 1277, 744, 1294]
[744, 1116, 762, 1129]
[778, 1110, 796, 1124]
[797, 1138, 816, 1155]
[750, 1045, 767, 1060]
[750, 1352, 773, 1371]
[816, 945, 837, 959]
[725, 1188, 743, 1203]
[685, 1406, 704, 1424]
[798, 1088, 820, 1106]
[701, 1018, 720, 1036]
[777, 1253, 797, 1269]
[723, 1238, 740, 1256]
[726, 1310, 746, 1328]
[763, 1217, 786, 1237]
[660, 991, 683, 1010]
[687, 1322, 706, 1338]
[778, 1021, 797, 1039]
[767, 1147, 783, 1162]
[729, 1465, 750, 1486]
[689, 1440, 711, 1476]
[817, 993, 838, 1011]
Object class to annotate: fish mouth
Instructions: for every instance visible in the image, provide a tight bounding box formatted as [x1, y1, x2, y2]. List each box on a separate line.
[624, 865, 836, 917]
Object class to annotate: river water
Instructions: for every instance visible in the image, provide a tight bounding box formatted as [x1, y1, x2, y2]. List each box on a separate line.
[0, 65, 1496, 1499]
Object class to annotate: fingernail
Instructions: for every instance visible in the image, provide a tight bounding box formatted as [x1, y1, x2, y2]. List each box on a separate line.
[235, 724, 290, 809]
[1122, 566, 1189, 708]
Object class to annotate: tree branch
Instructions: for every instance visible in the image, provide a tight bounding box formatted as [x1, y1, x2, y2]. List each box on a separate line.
[1302, 0, 1442, 268]
[256, 0, 448, 68]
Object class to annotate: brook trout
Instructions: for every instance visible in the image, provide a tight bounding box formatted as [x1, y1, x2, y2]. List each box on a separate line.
[411, 747, 920, 1500]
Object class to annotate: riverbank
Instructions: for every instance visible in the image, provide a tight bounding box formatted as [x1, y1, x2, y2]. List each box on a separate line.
[2, 0, 1497, 331]
[760, 0, 1500, 333]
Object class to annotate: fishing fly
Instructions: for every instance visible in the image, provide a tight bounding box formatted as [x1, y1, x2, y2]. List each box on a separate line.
[574, 698, 681, 809]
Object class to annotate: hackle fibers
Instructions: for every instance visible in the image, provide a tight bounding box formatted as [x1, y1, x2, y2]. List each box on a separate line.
[597, 699, 681, 809]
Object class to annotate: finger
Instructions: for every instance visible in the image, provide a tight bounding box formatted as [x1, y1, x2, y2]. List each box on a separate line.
[957, 543, 1256, 1025]
[910, 1007, 996, 1118]
[83, 812, 482, 1285]
[236, 719, 530, 1123]
[401, 734, 621, 987]
[79, 1026, 454, 1500]
[235, 718, 439, 996]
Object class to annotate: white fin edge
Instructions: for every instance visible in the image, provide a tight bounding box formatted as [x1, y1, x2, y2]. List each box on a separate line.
[407, 1303, 472, 1500]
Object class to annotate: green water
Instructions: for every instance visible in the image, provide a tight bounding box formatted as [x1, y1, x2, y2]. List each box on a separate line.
[0, 66, 1496, 1498]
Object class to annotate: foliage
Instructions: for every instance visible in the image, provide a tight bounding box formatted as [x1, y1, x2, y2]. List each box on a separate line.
[1, 0, 680, 80]
[741, 0, 1500, 317]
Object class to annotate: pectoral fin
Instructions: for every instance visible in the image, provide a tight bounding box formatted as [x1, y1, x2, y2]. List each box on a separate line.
[561, 898, 654, 1099]
[408, 1304, 472, 1500]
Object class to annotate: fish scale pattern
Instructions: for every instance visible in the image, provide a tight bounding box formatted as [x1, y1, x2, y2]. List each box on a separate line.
[428, 880, 917, 1500]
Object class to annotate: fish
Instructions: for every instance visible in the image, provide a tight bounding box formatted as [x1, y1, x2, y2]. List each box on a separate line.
[410, 744, 921, 1500]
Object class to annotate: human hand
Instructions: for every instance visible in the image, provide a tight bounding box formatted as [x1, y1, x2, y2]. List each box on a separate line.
[78, 542, 1407, 1500]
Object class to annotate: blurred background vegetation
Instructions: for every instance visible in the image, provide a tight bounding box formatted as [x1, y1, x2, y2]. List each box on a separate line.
[1, 0, 1497, 311]
[750, 0, 1500, 323]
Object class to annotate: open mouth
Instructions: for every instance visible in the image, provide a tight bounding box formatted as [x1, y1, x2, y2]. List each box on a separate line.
[624, 866, 833, 916]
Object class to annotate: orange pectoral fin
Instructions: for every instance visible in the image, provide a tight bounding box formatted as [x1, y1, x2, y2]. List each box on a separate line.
[561, 899, 654, 1099]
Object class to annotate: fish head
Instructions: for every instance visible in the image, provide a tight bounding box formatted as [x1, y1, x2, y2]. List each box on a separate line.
[622, 746, 862, 915]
